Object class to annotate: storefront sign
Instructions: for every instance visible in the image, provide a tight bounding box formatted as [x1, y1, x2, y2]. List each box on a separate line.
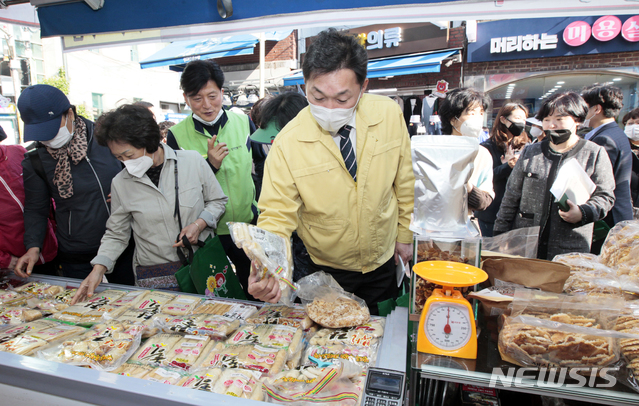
[336, 23, 448, 59]
[366, 27, 401, 50]
[468, 15, 639, 63]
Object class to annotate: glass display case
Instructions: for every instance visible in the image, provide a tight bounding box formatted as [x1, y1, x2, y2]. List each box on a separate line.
[410, 234, 481, 321]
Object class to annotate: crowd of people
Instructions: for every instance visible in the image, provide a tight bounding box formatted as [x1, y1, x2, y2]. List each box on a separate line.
[1, 28, 638, 313]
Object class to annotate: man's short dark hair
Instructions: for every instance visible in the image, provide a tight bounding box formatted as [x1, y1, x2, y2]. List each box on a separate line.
[303, 28, 368, 86]
[581, 84, 624, 118]
[133, 101, 154, 109]
[180, 60, 225, 97]
[95, 104, 161, 153]
[536, 92, 588, 123]
[259, 92, 308, 130]
[439, 88, 490, 135]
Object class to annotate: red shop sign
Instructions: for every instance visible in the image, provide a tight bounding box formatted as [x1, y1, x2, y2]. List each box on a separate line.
[591, 15, 622, 42]
[622, 16, 639, 42]
[563, 21, 591, 47]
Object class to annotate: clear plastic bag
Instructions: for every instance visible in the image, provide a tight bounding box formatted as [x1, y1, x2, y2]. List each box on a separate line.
[0, 289, 32, 306]
[162, 295, 202, 316]
[296, 272, 370, 328]
[226, 323, 304, 363]
[245, 304, 314, 330]
[211, 368, 264, 401]
[13, 282, 64, 299]
[152, 313, 240, 338]
[195, 342, 287, 376]
[615, 303, 639, 393]
[0, 306, 49, 325]
[553, 253, 628, 298]
[36, 323, 143, 371]
[302, 343, 379, 369]
[161, 334, 217, 371]
[600, 220, 639, 280]
[192, 299, 258, 320]
[263, 363, 361, 405]
[110, 363, 154, 378]
[228, 222, 297, 306]
[308, 316, 385, 347]
[128, 333, 182, 367]
[482, 226, 540, 258]
[142, 366, 186, 385]
[177, 367, 223, 391]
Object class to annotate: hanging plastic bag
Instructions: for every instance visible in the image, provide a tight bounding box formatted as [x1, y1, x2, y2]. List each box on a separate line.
[481, 226, 540, 258]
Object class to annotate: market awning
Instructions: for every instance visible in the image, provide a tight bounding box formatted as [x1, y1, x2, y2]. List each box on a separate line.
[139, 31, 291, 70]
[283, 50, 459, 86]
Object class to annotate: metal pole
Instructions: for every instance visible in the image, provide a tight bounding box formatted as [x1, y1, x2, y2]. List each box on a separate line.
[259, 32, 265, 98]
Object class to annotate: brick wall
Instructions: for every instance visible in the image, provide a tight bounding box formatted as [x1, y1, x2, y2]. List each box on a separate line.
[265, 31, 297, 62]
[465, 51, 639, 76]
[448, 26, 465, 50]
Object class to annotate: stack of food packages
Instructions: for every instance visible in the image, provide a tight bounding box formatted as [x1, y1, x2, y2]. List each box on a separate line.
[497, 221, 639, 392]
[0, 278, 385, 405]
[411, 237, 481, 315]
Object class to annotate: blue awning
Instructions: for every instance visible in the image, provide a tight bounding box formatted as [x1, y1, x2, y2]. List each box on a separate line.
[140, 32, 291, 70]
[283, 50, 458, 86]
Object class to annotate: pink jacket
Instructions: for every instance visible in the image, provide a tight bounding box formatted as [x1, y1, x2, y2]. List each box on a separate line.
[0, 145, 57, 268]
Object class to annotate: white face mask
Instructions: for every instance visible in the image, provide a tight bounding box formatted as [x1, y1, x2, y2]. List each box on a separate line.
[454, 115, 484, 138]
[309, 92, 362, 133]
[625, 124, 639, 141]
[530, 126, 544, 139]
[193, 109, 224, 126]
[582, 107, 597, 128]
[41, 116, 74, 149]
[124, 151, 155, 178]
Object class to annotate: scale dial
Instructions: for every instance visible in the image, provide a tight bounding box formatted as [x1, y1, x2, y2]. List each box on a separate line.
[424, 301, 471, 351]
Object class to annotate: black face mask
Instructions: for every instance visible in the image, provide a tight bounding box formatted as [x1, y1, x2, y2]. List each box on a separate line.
[505, 118, 525, 137]
[544, 129, 572, 145]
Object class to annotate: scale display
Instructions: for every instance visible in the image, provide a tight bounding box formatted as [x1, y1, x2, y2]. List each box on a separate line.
[425, 301, 471, 351]
[413, 261, 488, 360]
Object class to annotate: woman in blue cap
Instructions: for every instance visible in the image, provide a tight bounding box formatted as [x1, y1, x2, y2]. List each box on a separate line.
[15, 84, 135, 284]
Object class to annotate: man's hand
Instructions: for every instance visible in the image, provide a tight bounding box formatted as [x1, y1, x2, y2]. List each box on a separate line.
[71, 265, 107, 304]
[559, 199, 583, 224]
[173, 221, 202, 247]
[207, 135, 229, 169]
[247, 260, 281, 303]
[14, 247, 40, 278]
[394, 242, 413, 266]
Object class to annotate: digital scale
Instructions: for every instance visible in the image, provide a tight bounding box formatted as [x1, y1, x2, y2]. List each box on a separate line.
[361, 367, 406, 406]
[413, 261, 488, 360]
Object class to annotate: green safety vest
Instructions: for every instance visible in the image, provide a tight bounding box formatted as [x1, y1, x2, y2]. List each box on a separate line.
[171, 113, 255, 235]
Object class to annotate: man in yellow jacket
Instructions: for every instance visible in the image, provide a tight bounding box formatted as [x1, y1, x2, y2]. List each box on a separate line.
[249, 29, 415, 315]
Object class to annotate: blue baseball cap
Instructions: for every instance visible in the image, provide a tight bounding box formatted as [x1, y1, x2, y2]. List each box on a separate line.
[18, 84, 71, 142]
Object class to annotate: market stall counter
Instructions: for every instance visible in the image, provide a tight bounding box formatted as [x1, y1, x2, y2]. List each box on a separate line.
[408, 311, 639, 406]
[0, 274, 408, 406]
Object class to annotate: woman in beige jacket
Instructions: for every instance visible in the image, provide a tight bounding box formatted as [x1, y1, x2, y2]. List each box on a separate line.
[72, 105, 227, 303]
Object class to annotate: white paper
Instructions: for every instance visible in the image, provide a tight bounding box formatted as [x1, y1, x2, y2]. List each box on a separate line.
[550, 159, 596, 206]
[396, 259, 406, 287]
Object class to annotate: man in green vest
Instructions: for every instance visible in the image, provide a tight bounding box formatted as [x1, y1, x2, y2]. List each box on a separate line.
[167, 59, 257, 299]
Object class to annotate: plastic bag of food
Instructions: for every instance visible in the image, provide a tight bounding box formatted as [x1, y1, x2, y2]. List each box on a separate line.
[245, 304, 313, 330]
[37, 328, 142, 371]
[498, 314, 628, 370]
[228, 222, 297, 306]
[211, 368, 264, 401]
[111, 290, 147, 307]
[111, 308, 162, 338]
[0, 306, 49, 325]
[129, 290, 176, 312]
[26, 297, 69, 313]
[177, 367, 223, 391]
[27, 323, 86, 342]
[192, 299, 258, 320]
[614, 303, 639, 393]
[226, 323, 304, 364]
[196, 342, 287, 376]
[162, 295, 202, 316]
[302, 343, 379, 369]
[0, 289, 32, 306]
[142, 367, 186, 385]
[296, 272, 370, 328]
[152, 313, 240, 338]
[110, 363, 154, 378]
[128, 333, 181, 366]
[263, 363, 361, 405]
[162, 334, 216, 370]
[81, 321, 146, 342]
[600, 220, 639, 280]
[0, 335, 48, 355]
[308, 316, 385, 347]
[13, 282, 64, 299]
[53, 289, 77, 305]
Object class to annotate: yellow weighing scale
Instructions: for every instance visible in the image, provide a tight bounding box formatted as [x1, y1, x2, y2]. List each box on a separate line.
[413, 261, 488, 360]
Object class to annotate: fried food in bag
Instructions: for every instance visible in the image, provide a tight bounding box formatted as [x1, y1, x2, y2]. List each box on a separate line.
[297, 272, 370, 328]
[212, 368, 264, 401]
[192, 299, 258, 320]
[600, 220, 639, 281]
[228, 222, 297, 305]
[245, 304, 313, 329]
[309, 317, 385, 347]
[196, 342, 287, 376]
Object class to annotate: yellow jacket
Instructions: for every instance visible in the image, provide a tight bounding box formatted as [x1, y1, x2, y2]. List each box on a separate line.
[257, 94, 415, 273]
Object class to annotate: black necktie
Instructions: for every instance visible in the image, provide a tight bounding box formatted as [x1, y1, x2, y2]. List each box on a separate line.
[338, 125, 357, 181]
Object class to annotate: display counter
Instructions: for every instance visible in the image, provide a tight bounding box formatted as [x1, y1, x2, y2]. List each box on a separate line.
[408, 311, 639, 406]
[0, 274, 408, 405]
